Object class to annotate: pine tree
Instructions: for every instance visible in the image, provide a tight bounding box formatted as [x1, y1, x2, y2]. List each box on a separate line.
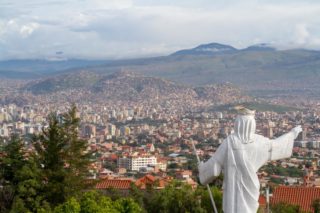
[1, 135, 25, 185]
[33, 106, 91, 207]
[0, 135, 26, 212]
[33, 112, 67, 206]
[61, 106, 92, 198]
[11, 156, 50, 213]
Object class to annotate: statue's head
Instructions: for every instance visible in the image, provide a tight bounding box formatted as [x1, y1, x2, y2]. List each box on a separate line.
[234, 114, 256, 144]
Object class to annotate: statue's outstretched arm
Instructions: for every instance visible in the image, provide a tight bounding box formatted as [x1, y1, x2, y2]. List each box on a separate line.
[269, 125, 302, 161]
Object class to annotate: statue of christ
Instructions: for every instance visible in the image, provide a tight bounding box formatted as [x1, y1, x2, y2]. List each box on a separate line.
[198, 109, 302, 213]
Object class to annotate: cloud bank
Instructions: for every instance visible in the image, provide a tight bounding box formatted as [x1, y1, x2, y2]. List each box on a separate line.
[0, 0, 320, 59]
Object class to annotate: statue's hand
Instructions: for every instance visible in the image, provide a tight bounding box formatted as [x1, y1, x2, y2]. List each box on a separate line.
[291, 125, 302, 138]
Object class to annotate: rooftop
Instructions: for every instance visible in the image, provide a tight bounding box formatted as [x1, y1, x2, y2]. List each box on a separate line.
[271, 186, 320, 212]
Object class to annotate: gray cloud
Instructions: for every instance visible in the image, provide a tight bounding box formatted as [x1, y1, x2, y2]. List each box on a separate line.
[1, 0, 320, 59]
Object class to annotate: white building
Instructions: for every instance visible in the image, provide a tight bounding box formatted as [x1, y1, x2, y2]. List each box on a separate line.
[118, 156, 157, 171]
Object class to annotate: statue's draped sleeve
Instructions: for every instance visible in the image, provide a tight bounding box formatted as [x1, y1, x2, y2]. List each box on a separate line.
[198, 140, 227, 185]
[269, 131, 295, 161]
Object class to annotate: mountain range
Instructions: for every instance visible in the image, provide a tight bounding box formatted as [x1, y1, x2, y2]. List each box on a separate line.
[1, 42, 320, 99]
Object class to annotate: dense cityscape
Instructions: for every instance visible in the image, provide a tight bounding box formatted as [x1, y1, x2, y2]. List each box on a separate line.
[2, 0, 320, 212]
[1, 75, 320, 212]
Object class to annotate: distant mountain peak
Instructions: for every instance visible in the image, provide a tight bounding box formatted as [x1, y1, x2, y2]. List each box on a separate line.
[171, 42, 237, 56]
[195, 43, 237, 51]
[242, 43, 276, 51]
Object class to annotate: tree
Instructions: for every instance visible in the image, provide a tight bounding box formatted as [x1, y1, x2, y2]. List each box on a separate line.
[0, 185, 14, 213]
[196, 186, 223, 213]
[60, 106, 92, 198]
[54, 197, 80, 213]
[33, 113, 68, 206]
[128, 183, 145, 209]
[146, 181, 207, 213]
[54, 191, 142, 213]
[33, 106, 92, 207]
[312, 199, 320, 213]
[10, 157, 50, 213]
[114, 198, 143, 213]
[0, 135, 26, 212]
[0, 135, 25, 185]
[1, 106, 95, 212]
[271, 202, 301, 213]
[0, 135, 49, 213]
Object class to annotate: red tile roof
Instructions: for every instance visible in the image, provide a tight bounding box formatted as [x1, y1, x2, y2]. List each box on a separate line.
[96, 175, 173, 191]
[135, 174, 157, 189]
[135, 174, 171, 189]
[259, 195, 266, 206]
[271, 186, 320, 212]
[96, 179, 133, 190]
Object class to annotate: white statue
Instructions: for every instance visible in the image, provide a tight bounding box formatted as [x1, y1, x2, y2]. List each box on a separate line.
[198, 109, 302, 213]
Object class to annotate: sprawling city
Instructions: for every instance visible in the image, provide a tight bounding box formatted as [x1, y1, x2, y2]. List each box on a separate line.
[1, 69, 320, 212]
[2, 0, 320, 213]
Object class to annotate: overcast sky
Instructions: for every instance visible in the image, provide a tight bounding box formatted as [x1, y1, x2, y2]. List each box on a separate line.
[1, 0, 320, 60]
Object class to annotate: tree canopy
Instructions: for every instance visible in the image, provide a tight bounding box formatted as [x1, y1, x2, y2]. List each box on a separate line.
[0, 106, 92, 212]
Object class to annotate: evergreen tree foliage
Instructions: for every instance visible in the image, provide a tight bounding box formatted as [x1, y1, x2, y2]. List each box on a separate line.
[0, 135, 50, 213]
[10, 157, 50, 213]
[0, 107, 92, 212]
[61, 106, 92, 197]
[0, 135, 27, 212]
[0, 185, 14, 213]
[33, 112, 69, 206]
[1, 134, 25, 185]
[33, 106, 91, 207]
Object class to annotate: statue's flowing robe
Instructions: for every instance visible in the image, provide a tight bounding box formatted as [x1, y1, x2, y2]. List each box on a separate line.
[199, 132, 295, 213]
